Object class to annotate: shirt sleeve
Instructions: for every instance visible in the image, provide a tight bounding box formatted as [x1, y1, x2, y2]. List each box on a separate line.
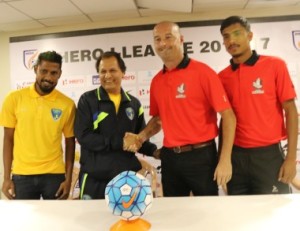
[149, 78, 159, 116]
[0, 91, 17, 128]
[202, 65, 232, 113]
[62, 100, 76, 138]
[274, 58, 297, 103]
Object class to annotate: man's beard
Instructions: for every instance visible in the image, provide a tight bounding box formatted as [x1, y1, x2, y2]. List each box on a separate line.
[36, 80, 56, 94]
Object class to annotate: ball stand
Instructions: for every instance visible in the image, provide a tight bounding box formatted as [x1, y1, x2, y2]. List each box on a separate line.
[110, 218, 151, 231]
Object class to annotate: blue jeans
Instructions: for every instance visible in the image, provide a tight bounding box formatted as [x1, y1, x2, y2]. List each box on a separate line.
[12, 174, 65, 199]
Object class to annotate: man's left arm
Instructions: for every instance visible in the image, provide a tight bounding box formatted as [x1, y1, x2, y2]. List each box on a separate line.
[280, 99, 298, 184]
[214, 108, 236, 187]
[56, 137, 75, 199]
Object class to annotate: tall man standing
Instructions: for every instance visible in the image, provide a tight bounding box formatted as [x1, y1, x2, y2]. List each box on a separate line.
[124, 21, 236, 197]
[219, 16, 298, 195]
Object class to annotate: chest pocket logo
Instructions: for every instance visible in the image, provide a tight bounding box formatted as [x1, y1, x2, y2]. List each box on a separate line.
[126, 107, 135, 120]
[176, 83, 186, 98]
[252, 78, 264, 94]
[51, 108, 62, 121]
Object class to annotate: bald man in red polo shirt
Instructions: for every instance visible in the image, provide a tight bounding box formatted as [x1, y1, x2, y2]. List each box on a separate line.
[219, 16, 298, 195]
[124, 21, 236, 197]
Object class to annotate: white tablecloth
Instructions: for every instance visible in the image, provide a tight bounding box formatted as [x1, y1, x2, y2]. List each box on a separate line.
[0, 194, 299, 231]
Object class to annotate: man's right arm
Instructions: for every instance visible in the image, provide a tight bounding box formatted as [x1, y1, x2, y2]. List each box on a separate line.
[138, 116, 161, 143]
[74, 94, 114, 152]
[2, 127, 15, 199]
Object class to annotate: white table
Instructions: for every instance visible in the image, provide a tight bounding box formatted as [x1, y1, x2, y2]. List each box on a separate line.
[1, 194, 299, 231]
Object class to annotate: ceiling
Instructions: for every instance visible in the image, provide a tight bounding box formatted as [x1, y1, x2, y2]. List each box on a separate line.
[0, 0, 300, 32]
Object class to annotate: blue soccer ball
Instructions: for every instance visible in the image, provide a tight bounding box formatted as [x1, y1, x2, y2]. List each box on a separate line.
[105, 170, 153, 221]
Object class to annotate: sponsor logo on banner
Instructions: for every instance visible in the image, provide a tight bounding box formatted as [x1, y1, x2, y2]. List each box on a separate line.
[137, 70, 157, 84]
[23, 49, 39, 70]
[92, 75, 100, 85]
[66, 91, 79, 102]
[122, 72, 136, 85]
[292, 30, 300, 51]
[60, 76, 86, 88]
[140, 100, 150, 117]
[138, 86, 150, 99]
[15, 80, 34, 89]
[143, 104, 150, 110]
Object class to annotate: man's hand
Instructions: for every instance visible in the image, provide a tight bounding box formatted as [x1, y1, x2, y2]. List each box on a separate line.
[278, 158, 296, 184]
[123, 132, 143, 152]
[2, 179, 15, 200]
[213, 159, 232, 187]
[55, 180, 71, 200]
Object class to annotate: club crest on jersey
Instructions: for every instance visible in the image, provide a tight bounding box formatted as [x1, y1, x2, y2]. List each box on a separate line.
[252, 78, 264, 94]
[126, 107, 134, 120]
[176, 83, 186, 98]
[51, 108, 62, 121]
[292, 30, 300, 51]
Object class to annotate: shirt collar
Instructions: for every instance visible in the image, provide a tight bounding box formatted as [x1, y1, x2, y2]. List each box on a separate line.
[98, 86, 131, 102]
[230, 50, 259, 71]
[29, 83, 57, 101]
[162, 54, 190, 73]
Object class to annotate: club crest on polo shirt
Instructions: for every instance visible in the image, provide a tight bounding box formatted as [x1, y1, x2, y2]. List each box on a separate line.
[176, 83, 186, 98]
[126, 107, 134, 120]
[252, 78, 264, 94]
[51, 108, 62, 121]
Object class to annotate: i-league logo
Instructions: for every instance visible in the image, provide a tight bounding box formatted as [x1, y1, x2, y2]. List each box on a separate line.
[292, 31, 300, 51]
[23, 49, 39, 70]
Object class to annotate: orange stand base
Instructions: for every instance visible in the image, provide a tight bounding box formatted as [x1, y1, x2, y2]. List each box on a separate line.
[110, 218, 151, 231]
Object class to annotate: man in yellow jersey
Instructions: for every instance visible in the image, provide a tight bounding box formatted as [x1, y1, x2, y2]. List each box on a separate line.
[0, 51, 76, 199]
[74, 51, 157, 199]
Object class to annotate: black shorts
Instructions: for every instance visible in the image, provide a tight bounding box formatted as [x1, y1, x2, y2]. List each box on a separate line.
[227, 143, 291, 195]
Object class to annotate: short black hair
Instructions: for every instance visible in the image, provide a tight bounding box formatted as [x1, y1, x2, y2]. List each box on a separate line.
[220, 16, 251, 33]
[35, 51, 63, 68]
[95, 51, 126, 73]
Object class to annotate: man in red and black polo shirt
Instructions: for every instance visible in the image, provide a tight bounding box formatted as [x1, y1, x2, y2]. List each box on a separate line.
[124, 21, 236, 197]
[219, 16, 298, 195]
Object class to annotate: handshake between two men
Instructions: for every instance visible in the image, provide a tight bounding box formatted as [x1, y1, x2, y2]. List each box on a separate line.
[123, 132, 161, 160]
[123, 116, 162, 159]
[123, 132, 144, 153]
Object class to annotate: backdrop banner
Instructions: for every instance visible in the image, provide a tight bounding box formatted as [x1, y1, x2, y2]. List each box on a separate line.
[9, 18, 300, 195]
